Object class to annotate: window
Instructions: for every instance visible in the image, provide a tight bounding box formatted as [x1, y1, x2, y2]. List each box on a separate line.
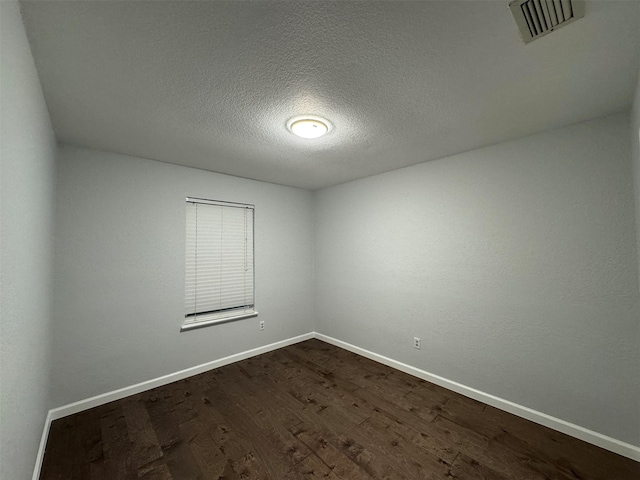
[182, 197, 256, 331]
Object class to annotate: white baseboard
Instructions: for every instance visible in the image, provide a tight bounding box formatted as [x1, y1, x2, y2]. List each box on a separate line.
[314, 332, 640, 462]
[48, 332, 314, 421]
[33, 329, 639, 480]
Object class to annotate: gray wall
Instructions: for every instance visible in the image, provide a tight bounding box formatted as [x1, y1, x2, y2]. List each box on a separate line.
[52, 145, 315, 406]
[632, 71, 640, 437]
[315, 113, 640, 446]
[633, 72, 640, 292]
[0, 2, 57, 478]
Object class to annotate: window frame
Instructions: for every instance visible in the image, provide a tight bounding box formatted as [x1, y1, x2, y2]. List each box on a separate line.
[181, 197, 257, 332]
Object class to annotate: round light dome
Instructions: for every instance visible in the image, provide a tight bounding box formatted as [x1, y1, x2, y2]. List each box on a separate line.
[287, 116, 330, 139]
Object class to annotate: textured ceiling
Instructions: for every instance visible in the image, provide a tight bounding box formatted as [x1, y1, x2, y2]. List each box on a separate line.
[21, 1, 640, 190]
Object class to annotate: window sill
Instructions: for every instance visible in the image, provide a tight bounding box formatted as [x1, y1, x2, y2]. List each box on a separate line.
[181, 311, 258, 332]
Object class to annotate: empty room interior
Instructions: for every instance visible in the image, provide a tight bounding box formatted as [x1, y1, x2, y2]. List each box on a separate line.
[2, 0, 640, 479]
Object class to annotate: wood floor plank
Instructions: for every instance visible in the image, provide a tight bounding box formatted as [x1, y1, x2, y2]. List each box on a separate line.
[41, 408, 105, 480]
[292, 419, 411, 480]
[293, 451, 343, 479]
[186, 387, 275, 479]
[247, 369, 431, 479]
[295, 427, 373, 479]
[210, 365, 313, 465]
[287, 344, 442, 420]
[179, 416, 237, 479]
[136, 463, 173, 480]
[432, 414, 574, 480]
[100, 405, 137, 480]
[203, 378, 311, 478]
[254, 353, 372, 425]
[143, 390, 204, 479]
[449, 453, 512, 480]
[362, 408, 458, 465]
[121, 397, 165, 476]
[71, 409, 104, 479]
[277, 347, 363, 394]
[40, 339, 640, 480]
[273, 345, 440, 432]
[295, 398, 451, 479]
[269, 349, 459, 472]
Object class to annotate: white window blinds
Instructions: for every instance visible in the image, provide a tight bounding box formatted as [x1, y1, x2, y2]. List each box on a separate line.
[183, 198, 256, 330]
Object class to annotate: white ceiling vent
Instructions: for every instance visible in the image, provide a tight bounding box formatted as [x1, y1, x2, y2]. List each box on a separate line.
[509, 0, 585, 43]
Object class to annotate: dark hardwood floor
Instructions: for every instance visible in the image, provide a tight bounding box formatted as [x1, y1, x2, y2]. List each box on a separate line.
[40, 339, 639, 479]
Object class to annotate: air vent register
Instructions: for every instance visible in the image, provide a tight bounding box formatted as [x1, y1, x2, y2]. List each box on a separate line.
[509, 0, 585, 43]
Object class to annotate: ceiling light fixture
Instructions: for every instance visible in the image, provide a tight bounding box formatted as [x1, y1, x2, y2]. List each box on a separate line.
[287, 115, 330, 139]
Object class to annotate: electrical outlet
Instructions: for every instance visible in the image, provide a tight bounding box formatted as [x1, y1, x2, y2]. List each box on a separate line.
[414, 337, 421, 349]
[259, 320, 265, 331]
